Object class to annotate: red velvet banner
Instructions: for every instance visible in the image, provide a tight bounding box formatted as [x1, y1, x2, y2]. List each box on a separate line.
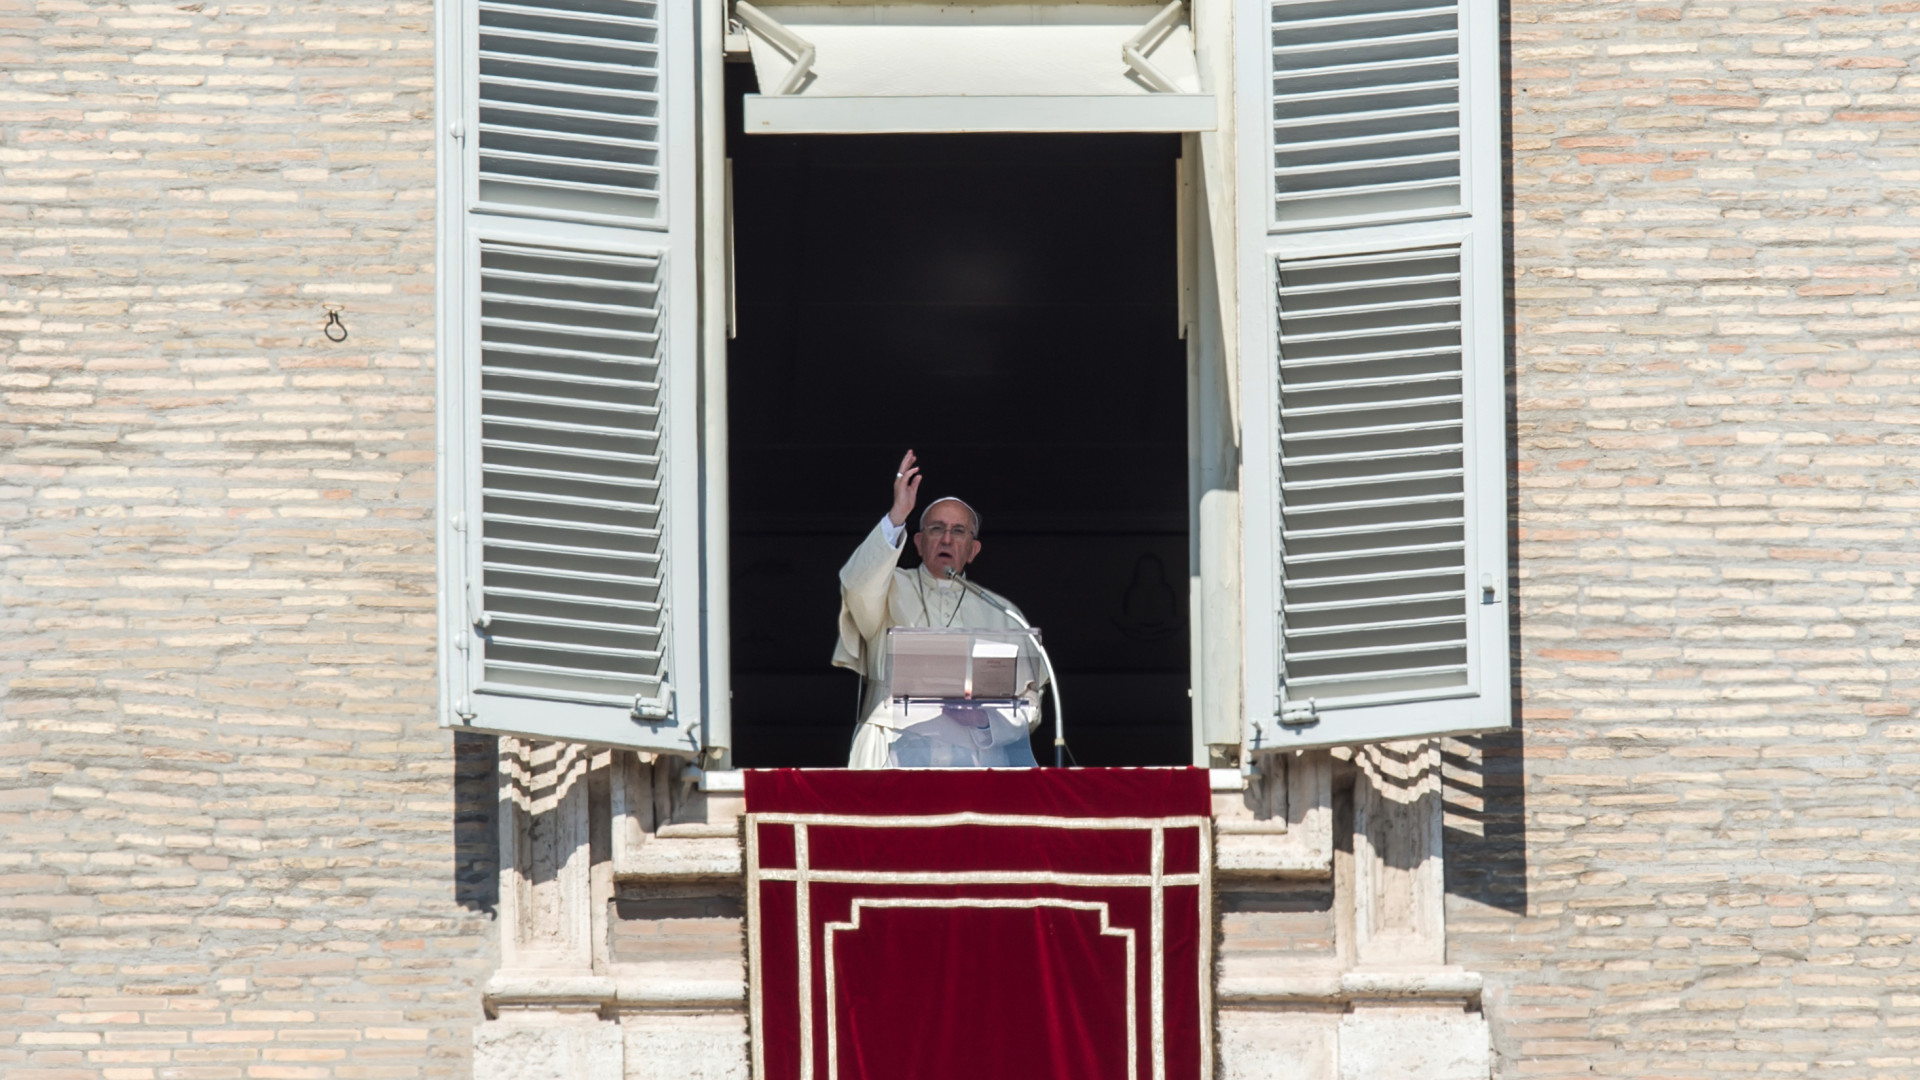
[745, 769, 1212, 1080]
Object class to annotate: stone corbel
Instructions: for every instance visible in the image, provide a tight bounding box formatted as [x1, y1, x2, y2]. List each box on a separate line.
[1339, 739, 1489, 1080]
[1215, 741, 1490, 1080]
[496, 737, 605, 974]
[482, 745, 753, 1080]
[1350, 740, 1445, 967]
[1213, 750, 1334, 876]
[480, 739, 627, 1080]
[611, 753, 745, 880]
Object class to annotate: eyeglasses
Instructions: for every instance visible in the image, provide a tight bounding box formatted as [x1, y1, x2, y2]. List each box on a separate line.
[921, 524, 975, 541]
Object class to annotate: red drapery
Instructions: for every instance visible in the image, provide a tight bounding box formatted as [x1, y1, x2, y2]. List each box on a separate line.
[745, 769, 1212, 1080]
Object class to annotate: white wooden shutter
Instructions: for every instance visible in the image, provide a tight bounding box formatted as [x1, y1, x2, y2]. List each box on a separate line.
[438, 0, 703, 753]
[1234, 0, 1506, 750]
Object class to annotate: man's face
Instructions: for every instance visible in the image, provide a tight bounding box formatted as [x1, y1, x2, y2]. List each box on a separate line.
[913, 500, 981, 579]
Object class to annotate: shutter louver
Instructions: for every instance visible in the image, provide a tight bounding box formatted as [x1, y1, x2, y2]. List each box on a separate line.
[476, 240, 672, 712]
[1274, 246, 1469, 705]
[477, 0, 663, 222]
[1270, 0, 1461, 226]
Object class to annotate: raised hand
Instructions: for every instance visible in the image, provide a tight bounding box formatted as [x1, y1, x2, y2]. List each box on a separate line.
[888, 449, 922, 527]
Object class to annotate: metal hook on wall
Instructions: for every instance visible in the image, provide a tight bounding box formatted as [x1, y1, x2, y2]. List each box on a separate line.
[322, 304, 348, 343]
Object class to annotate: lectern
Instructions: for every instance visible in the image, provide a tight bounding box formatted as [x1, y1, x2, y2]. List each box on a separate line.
[879, 627, 1045, 768]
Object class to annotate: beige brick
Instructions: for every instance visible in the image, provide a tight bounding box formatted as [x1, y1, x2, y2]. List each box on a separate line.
[0, 1, 489, 1076]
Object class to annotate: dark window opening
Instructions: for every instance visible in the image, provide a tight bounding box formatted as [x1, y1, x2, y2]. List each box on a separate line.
[726, 69, 1190, 767]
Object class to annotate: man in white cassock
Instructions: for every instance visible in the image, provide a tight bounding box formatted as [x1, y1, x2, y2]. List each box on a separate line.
[834, 450, 1045, 769]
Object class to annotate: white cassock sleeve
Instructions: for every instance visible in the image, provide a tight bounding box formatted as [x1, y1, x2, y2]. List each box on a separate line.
[832, 517, 905, 672]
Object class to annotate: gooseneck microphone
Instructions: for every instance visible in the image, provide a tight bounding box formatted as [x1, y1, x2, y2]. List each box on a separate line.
[946, 567, 1067, 768]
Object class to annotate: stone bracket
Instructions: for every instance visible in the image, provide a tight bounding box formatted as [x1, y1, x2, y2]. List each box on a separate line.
[1214, 750, 1335, 877]
[613, 752, 745, 880]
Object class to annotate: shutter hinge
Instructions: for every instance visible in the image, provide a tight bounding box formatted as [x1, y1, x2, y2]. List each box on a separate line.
[453, 515, 490, 629]
[634, 681, 674, 723]
[467, 581, 490, 630]
[449, 120, 466, 141]
[1480, 573, 1500, 605]
[1280, 697, 1318, 726]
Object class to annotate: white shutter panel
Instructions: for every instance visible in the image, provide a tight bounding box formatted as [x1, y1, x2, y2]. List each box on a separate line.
[1235, 0, 1507, 750]
[439, 0, 703, 753]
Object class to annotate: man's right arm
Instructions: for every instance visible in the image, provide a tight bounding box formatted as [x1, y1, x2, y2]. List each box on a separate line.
[839, 515, 906, 640]
[835, 451, 921, 665]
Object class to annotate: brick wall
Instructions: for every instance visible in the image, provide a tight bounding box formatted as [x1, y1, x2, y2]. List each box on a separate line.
[0, 1, 498, 1076]
[6, 0, 1919, 1076]
[1446, 0, 1920, 1075]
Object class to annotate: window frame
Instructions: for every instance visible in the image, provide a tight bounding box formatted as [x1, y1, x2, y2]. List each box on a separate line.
[430, 0, 1510, 760]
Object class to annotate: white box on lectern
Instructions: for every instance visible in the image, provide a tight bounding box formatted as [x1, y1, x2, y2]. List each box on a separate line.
[884, 627, 1043, 702]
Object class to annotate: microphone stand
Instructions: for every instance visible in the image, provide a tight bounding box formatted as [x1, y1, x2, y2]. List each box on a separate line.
[947, 568, 1066, 768]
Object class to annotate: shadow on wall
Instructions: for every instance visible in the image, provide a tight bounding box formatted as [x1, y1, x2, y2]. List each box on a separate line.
[455, 731, 500, 918]
[1443, 731, 1527, 916]
[1438, 45, 1527, 917]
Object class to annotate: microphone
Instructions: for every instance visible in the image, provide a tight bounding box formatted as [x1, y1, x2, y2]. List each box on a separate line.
[946, 568, 1067, 768]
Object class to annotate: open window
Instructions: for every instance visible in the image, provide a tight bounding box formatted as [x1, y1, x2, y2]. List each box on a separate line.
[1234, 0, 1510, 751]
[722, 124, 1195, 768]
[430, 0, 1509, 762]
